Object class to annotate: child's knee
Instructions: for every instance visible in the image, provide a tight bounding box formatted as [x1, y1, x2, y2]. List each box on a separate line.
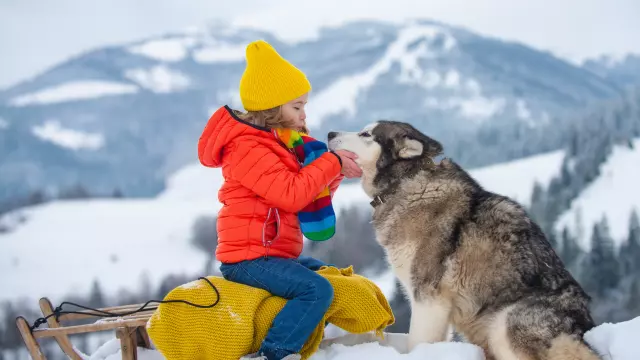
[311, 276, 334, 307]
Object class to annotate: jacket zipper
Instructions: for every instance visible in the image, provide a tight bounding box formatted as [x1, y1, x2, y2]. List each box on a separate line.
[261, 130, 299, 259]
[262, 208, 281, 259]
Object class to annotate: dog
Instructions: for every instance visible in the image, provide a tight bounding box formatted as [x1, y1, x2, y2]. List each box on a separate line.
[327, 121, 600, 360]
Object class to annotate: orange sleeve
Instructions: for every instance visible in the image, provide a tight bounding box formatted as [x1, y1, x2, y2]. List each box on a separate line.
[229, 140, 342, 213]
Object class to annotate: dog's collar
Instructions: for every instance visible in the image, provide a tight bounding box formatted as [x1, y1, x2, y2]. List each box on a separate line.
[370, 195, 386, 208]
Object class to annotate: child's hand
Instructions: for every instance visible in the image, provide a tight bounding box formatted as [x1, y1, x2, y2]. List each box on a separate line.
[334, 150, 362, 178]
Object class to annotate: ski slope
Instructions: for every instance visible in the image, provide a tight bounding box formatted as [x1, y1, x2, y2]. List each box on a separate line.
[0, 149, 566, 303]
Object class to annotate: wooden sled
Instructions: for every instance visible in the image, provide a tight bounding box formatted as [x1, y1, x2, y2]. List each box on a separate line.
[16, 298, 406, 359]
[16, 297, 155, 360]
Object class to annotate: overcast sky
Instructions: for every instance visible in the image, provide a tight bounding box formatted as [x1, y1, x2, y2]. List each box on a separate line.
[1, 0, 638, 89]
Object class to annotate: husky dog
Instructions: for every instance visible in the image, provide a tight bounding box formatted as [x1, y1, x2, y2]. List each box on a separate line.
[327, 121, 600, 360]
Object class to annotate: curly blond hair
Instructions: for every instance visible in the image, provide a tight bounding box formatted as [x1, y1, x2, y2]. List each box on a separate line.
[234, 106, 309, 133]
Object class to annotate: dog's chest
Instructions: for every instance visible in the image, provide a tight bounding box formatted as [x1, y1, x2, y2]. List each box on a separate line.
[373, 212, 418, 292]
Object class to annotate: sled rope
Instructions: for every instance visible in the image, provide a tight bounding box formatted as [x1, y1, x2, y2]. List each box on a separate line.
[28, 277, 220, 331]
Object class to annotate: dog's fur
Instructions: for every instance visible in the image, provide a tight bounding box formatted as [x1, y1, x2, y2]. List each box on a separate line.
[328, 121, 600, 360]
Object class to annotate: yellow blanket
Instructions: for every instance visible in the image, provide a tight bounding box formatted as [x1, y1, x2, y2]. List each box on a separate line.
[146, 266, 394, 360]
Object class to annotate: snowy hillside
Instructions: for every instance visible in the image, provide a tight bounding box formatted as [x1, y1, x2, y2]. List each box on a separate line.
[0, 19, 624, 202]
[0, 149, 566, 303]
[555, 138, 640, 248]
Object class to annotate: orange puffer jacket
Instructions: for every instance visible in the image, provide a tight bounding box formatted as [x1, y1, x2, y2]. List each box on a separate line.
[198, 106, 344, 263]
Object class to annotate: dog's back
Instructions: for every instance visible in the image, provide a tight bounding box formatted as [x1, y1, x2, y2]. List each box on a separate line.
[435, 160, 600, 360]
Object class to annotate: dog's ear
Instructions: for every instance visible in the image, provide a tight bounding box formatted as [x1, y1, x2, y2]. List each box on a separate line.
[397, 136, 424, 159]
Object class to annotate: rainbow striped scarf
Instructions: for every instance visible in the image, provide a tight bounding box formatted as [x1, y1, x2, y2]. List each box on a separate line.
[274, 128, 336, 241]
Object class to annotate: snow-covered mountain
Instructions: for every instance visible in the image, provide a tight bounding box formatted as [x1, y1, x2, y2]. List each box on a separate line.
[583, 53, 640, 89]
[0, 19, 625, 203]
[0, 148, 567, 303]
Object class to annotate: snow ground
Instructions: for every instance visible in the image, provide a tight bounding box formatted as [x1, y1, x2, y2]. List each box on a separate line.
[86, 315, 640, 360]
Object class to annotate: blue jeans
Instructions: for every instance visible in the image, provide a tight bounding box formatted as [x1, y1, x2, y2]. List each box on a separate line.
[219, 256, 333, 360]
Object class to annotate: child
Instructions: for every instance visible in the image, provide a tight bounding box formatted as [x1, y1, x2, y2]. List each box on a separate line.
[197, 40, 362, 360]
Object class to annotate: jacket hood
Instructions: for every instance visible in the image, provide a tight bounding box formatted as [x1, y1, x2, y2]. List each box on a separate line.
[198, 105, 272, 168]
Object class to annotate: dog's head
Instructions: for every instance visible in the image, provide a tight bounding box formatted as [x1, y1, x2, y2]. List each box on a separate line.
[328, 121, 443, 197]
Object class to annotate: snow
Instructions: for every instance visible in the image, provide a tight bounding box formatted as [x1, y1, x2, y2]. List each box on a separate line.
[470, 149, 566, 207]
[85, 316, 640, 359]
[31, 120, 105, 150]
[555, 138, 640, 248]
[464, 79, 481, 94]
[0, 149, 567, 302]
[516, 99, 532, 120]
[0, 116, 8, 129]
[90, 339, 164, 360]
[313, 339, 484, 360]
[591, 53, 630, 69]
[444, 70, 461, 88]
[585, 316, 640, 359]
[124, 65, 190, 93]
[0, 163, 221, 302]
[456, 96, 506, 120]
[215, 88, 243, 110]
[128, 37, 197, 62]
[306, 23, 457, 127]
[422, 96, 507, 121]
[193, 41, 246, 63]
[9, 81, 139, 106]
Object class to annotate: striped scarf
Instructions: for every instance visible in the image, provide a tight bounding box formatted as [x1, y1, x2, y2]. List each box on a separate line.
[274, 128, 336, 241]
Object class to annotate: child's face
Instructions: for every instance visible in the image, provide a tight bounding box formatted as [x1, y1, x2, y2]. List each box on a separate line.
[282, 93, 309, 133]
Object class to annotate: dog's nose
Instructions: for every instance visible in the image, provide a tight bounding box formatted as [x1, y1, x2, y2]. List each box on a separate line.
[328, 132, 338, 141]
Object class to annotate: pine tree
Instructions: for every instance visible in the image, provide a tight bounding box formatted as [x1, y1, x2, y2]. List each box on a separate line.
[59, 183, 91, 199]
[27, 190, 47, 206]
[582, 216, 620, 297]
[1, 302, 20, 350]
[627, 277, 640, 314]
[620, 209, 640, 275]
[560, 226, 582, 269]
[88, 280, 105, 308]
[528, 181, 547, 230]
[0, 321, 4, 355]
[190, 216, 218, 275]
[139, 272, 153, 302]
[568, 130, 580, 157]
[112, 188, 124, 198]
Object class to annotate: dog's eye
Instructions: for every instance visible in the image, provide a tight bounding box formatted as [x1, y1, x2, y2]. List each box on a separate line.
[359, 132, 371, 138]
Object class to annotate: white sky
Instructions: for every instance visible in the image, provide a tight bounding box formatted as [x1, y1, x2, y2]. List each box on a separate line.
[1, 0, 638, 89]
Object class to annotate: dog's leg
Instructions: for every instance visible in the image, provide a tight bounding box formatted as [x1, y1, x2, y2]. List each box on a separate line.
[408, 296, 452, 352]
[488, 306, 533, 360]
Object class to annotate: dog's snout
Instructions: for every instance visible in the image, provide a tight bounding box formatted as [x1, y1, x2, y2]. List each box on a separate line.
[327, 132, 339, 141]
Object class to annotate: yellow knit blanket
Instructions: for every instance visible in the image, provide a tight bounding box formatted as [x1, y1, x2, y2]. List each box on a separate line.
[146, 266, 394, 360]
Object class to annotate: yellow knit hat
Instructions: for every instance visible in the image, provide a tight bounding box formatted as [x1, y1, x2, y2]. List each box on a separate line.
[239, 40, 311, 111]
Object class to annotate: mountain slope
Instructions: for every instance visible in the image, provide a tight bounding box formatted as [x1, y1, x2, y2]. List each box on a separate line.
[555, 138, 640, 249]
[583, 54, 640, 88]
[0, 20, 623, 202]
[0, 149, 566, 303]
